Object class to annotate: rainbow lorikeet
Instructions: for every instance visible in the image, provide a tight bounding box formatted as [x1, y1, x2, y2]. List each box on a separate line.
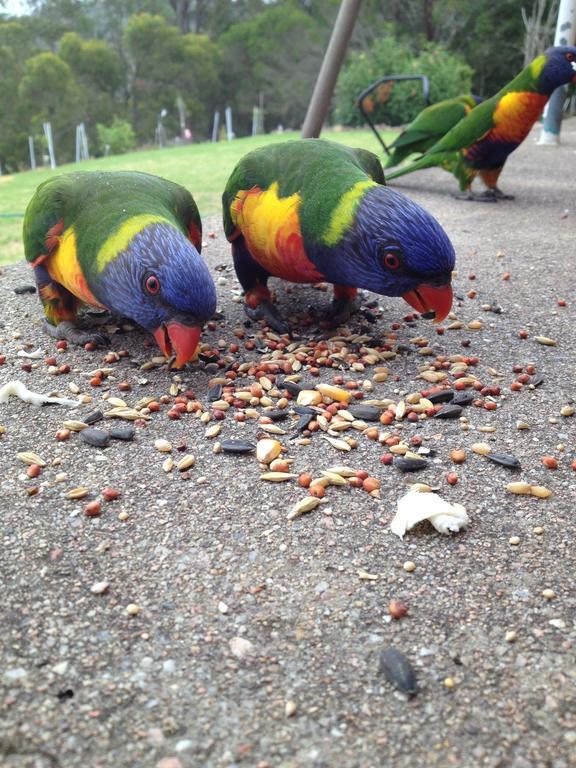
[383, 94, 482, 169]
[23, 171, 217, 367]
[222, 139, 455, 333]
[386, 46, 576, 200]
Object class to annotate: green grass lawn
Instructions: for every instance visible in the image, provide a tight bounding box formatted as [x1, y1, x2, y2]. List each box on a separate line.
[0, 128, 396, 266]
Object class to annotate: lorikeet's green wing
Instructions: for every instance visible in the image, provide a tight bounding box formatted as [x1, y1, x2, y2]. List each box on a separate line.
[349, 147, 386, 184]
[23, 176, 83, 326]
[392, 98, 474, 150]
[424, 96, 499, 155]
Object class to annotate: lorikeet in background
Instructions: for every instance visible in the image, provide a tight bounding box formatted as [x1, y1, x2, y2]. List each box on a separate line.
[222, 139, 455, 332]
[387, 46, 576, 200]
[23, 172, 217, 367]
[383, 94, 482, 169]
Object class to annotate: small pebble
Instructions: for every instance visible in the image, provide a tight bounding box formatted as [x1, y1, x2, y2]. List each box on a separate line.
[285, 700, 298, 717]
[403, 561, 416, 573]
[90, 581, 109, 595]
[126, 603, 141, 616]
[509, 536, 520, 546]
[505, 630, 517, 643]
[542, 589, 556, 600]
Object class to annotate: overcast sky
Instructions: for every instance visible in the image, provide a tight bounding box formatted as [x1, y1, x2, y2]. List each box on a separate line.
[4, 0, 28, 16]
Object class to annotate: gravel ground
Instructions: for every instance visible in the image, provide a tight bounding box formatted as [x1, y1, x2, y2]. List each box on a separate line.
[1, 123, 575, 768]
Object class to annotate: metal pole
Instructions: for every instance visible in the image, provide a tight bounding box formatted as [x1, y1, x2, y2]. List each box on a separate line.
[211, 111, 220, 142]
[538, 0, 576, 144]
[301, 0, 362, 138]
[28, 136, 36, 170]
[43, 122, 56, 169]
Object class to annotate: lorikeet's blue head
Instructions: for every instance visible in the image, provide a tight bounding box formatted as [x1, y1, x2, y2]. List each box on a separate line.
[318, 186, 455, 321]
[539, 46, 576, 93]
[96, 223, 217, 366]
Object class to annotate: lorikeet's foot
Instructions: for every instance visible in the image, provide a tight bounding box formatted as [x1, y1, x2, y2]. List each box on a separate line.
[43, 319, 109, 348]
[481, 187, 515, 201]
[244, 300, 290, 335]
[321, 296, 359, 328]
[452, 190, 497, 203]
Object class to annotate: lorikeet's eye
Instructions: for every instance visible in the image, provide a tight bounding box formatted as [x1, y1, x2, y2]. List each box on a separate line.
[380, 247, 403, 271]
[566, 53, 575, 62]
[144, 273, 161, 295]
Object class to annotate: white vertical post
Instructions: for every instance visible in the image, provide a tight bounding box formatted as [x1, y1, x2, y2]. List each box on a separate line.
[28, 136, 36, 170]
[75, 125, 80, 163]
[538, 0, 576, 144]
[43, 121, 56, 169]
[211, 111, 220, 142]
[225, 106, 234, 140]
[81, 122, 89, 159]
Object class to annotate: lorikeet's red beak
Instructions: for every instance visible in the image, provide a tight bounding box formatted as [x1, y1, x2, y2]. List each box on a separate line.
[402, 283, 453, 323]
[153, 322, 202, 368]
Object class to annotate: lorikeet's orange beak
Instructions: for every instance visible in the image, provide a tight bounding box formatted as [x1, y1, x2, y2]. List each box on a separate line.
[153, 322, 202, 368]
[402, 283, 453, 323]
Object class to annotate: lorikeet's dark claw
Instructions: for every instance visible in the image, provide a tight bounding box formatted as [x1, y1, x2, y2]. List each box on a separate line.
[244, 301, 290, 335]
[452, 190, 497, 203]
[321, 296, 359, 328]
[43, 319, 109, 348]
[481, 187, 515, 201]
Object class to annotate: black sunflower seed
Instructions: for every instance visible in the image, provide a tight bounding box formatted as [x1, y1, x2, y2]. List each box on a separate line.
[262, 409, 288, 422]
[435, 404, 463, 419]
[379, 648, 418, 697]
[80, 428, 110, 448]
[427, 390, 454, 404]
[451, 392, 474, 406]
[207, 384, 222, 402]
[83, 410, 104, 425]
[348, 405, 381, 422]
[220, 440, 256, 454]
[281, 381, 303, 397]
[14, 285, 37, 295]
[109, 426, 135, 441]
[531, 374, 545, 388]
[292, 405, 316, 416]
[486, 452, 521, 469]
[394, 457, 428, 472]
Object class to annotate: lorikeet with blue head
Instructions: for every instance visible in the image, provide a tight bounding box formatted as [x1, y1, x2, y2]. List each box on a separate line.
[23, 171, 217, 367]
[222, 139, 455, 332]
[386, 46, 576, 200]
[383, 94, 482, 169]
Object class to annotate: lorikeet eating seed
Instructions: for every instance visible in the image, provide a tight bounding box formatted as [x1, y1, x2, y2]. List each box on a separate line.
[386, 46, 576, 200]
[222, 139, 455, 333]
[383, 94, 482, 169]
[23, 171, 217, 366]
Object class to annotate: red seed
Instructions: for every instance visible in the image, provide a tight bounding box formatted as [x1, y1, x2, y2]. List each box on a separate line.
[90, 376, 102, 387]
[309, 484, 325, 499]
[298, 473, 312, 488]
[517, 373, 531, 384]
[502, 272, 511, 281]
[557, 299, 567, 307]
[525, 365, 536, 376]
[55, 428, 71, 441]
[388, 599, 409, 620]
[446, 472, 458, 485]
[362, 477, 380, 493]
[0, 355, 6, 365]
[56, 340, 68, 351]
[356, 470, 369, 481]
[484, 401, 497, 411]
[348, 476, 363, 488]
[84, 501, 102, 517]
[148, 401, 160, 412]
[84, 342, 96, 352]
[541, 456, 558, 470]
[102, 488, 120, 501]
[571, 460, 576, 471]
[380, 454, 393, 465]
[118, 381, 132, 392]
[27, 464, 41, 478]
[45, 356, 57, 366]
[518, 330, 528, 339]
[467, 290, 477, 299]
[58, 364, 70, 375]
[510, 382, 523, 392]
[167, 409, 181, 420]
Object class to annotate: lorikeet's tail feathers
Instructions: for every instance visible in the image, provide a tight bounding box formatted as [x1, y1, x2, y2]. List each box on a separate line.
[385, 154, 439, 180]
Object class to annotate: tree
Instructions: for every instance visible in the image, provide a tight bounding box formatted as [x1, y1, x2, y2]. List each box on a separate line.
[218, 4, 328, 134]
[18, 51, 84, 162]
[124, 13, 221, 141]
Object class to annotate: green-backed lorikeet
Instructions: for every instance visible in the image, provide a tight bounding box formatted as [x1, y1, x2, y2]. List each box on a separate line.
[386, 46, 576, 200]
[222, 139, 455, 332]
[383, 94, 482, 169]
[23, 171, 217, 367]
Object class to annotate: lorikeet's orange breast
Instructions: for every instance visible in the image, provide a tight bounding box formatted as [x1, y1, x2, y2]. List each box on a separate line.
[230, 183, 323, 283]
[490, 91, 548, 143]
[47, 227, 106, 309]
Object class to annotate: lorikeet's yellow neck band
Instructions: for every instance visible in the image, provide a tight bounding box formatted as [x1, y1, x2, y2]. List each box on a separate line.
[96, 214, 171, 272]
[322, 180, 378, 247]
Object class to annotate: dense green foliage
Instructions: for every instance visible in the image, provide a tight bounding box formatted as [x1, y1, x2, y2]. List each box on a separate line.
[0, 0, 557, 172]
